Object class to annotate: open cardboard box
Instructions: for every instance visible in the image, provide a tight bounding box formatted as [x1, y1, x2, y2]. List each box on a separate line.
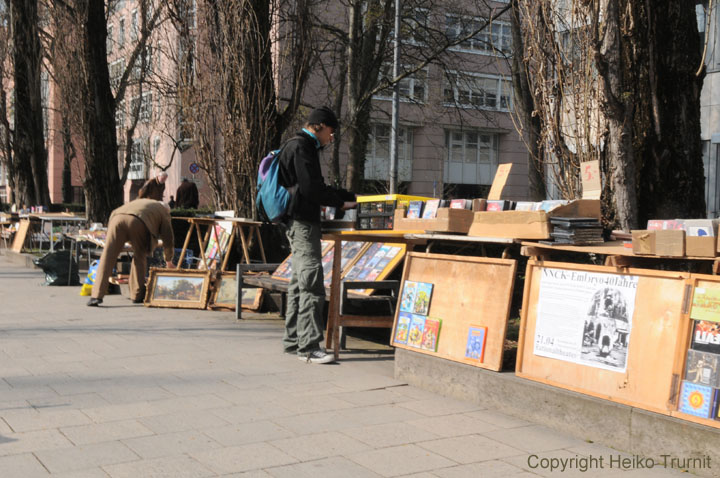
[393, 207, 474, 234]
[631, 230, 685, 257]
[467, 199, 602, 239]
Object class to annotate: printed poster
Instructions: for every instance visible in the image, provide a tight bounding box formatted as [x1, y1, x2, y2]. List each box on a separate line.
[534, 268, 639, 373]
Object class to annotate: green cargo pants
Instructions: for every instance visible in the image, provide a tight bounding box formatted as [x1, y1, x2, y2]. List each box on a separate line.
[283, 219, 326, 353]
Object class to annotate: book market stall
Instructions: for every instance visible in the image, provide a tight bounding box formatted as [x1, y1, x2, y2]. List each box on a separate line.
[390, 252, 517, 371]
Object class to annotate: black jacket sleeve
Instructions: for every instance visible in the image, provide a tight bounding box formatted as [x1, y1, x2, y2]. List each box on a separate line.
[278, 133, 355, 222]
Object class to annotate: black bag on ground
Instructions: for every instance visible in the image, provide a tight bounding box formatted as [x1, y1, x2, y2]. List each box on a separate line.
[33, 250, 80, 286]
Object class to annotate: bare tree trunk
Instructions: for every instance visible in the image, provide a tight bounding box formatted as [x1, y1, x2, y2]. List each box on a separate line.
[10, 0, 50, 208]
[80, 0, 122, 222]
[634, 0, 706, 221]
[330, 49, 347, 188]
[510, 0, 545, 201]
[596, 0, 637, 230]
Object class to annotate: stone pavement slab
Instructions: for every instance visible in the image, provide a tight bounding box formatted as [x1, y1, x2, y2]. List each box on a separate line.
[0, 256, 693, 477]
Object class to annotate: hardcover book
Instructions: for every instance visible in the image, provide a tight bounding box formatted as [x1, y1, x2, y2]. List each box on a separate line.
[465, 325, 487, 362]
[394, 312, 411, 345]
[406, 201, 424, 219]
[678, 381, 714, 418]
[422, 199, 441, 219]
[515, 201, 535, 211]
[691, 320, 720, 354]
[413, 282, 434, 315]
[485, 200, 506, 211]
[399, 280, 418, 313]
[407, 314, 426, 348]
[450, 199, 469, 209]
[420, 317, 442, 352]
[691, 287, 720, 323]
[685, 349, 720, 387]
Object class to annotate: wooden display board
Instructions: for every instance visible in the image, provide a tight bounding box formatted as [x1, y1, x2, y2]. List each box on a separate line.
[11, 219, 30, 252]
[517, 260, 691, 416]
[671, 274, 720, 428]
[390, 252, 517, 371]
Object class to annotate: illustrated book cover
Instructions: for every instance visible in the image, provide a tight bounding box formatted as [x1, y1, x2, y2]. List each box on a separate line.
[422, 199, 441, 219]
[691, 320, 720, 354]
[413, 281, 434, 315]
[678, 380, 714, 418]
[465, 325, 488, 362]
[394, 312, 412, 345]
[406, 201, 424, 219]
[691, 287, 720, 323]
[450, 199, 470, 209]
[407, 314, 426, 348]
[400, 280, 418, 313]
[420, 317, 442, 352]
[485, 200, 506, 211]
[684, 349, 720, 388]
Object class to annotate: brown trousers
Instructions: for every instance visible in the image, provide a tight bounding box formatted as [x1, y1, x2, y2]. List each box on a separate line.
[92, 214, 151, 301]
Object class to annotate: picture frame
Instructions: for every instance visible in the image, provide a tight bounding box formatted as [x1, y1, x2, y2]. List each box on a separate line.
[272, 240, 334, 282]
[342, 242, 407, 295]
[145, 268, 211, 309]
[208, 272, 263, 311]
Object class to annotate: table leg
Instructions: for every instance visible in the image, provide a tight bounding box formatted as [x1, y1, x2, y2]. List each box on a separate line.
[196, 224, 211, 268]
[221, 227, 237, 271]
[238, 226, 251, 265]
[254, 226, 267, 263]
[177, 223, 194, 268]
[325, 238, 343, 359]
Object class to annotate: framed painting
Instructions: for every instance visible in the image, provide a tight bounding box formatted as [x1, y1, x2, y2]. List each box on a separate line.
[208, 272, 263, 311]
[342, 243, 407, 295]
[272, 240, 334, 282]
[145, 268, 211, 309]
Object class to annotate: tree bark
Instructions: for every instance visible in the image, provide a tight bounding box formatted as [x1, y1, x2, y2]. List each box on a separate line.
[81, 0, 123, 222]
[633, 0, 706, 221]
[10, 0, 50, 208]
[510, 0, 545, 201]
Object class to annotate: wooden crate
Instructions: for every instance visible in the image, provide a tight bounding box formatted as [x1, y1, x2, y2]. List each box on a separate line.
[393, 208, 474, 234]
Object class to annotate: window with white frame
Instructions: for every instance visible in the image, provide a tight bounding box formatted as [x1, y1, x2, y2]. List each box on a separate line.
[403, 8, 429, 45]
[109, 59, 124, 90]
[445, 15, 512, 55]
[128, 138, 146, 180]
[152, 136, 161, 159]
[130, 9, 138, 40]
[118, 19, 125, 47]
[444, 72, 512, 110]
[131, 92, 152, 123]
[131, 47, 152, 80]
[115, 100, 125, 130]
[364, 124, 413, 181]
[444, 130, 498, 184]
[107, 24, 114, 54]
[376, 66, 427, 103]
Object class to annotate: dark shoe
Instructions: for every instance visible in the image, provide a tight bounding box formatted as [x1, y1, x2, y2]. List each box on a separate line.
[87, 298, 102, 307]
[132, 297, 144, 304]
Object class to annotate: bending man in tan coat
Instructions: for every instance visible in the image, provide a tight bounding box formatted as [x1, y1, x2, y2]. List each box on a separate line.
[88, 199, 175, 306]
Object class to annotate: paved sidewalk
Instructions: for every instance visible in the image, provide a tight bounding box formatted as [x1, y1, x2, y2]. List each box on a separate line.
[0, 255, 691, 477]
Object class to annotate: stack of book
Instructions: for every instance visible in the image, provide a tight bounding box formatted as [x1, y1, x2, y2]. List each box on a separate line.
[543, 217, 604, 245]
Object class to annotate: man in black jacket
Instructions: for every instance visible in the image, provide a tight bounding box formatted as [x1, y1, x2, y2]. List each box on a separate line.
[278, 106, 356, 364]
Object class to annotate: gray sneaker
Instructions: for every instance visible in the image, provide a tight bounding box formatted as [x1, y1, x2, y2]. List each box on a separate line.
[298, 349, 335, 364]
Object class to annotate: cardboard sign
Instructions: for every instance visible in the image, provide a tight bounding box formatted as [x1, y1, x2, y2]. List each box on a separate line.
[488, 163, 512, 200]
[581, 160, 601, 199]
